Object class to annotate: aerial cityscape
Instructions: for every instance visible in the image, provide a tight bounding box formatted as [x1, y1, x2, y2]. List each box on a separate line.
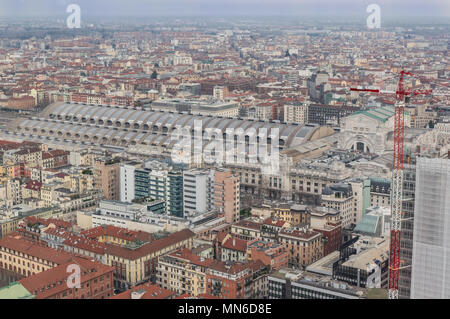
[0, 0, 448, 303]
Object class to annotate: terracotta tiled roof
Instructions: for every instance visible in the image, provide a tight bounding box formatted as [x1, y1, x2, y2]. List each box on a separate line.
[168, 248, 213, 267]
[25, 180, 42, 192]
[248, 259, 266, 272]
[105, 229, 195, 260]
[43, 227, 72, 239]
[221, 236, 248, 252]
[234, 220, 262, 231]
[208, 260, 249, 275]
[63, 234, 107, 255]
[0, 235, 73, 265]
[19, 256, 113, 299]
[175, 293, 222, 299]
[279, 228, 321, 240]
[81, 225, 153, 243]
[23, 216, 72, 230]
[263, 217, 286, 228]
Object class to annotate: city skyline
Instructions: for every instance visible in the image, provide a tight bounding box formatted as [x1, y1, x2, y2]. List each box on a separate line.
[0, 0, 448, 303]
[0, 0, 449, 18]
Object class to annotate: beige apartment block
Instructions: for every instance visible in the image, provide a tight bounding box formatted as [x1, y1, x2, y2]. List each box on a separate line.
[94, 158, 120, 200]
[214, 169, 240, 224]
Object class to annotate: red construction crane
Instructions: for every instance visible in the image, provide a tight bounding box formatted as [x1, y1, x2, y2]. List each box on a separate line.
[350, 70, 432, 299]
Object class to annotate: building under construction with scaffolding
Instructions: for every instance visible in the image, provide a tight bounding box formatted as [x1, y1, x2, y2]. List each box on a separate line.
[410, 157, 450, 299]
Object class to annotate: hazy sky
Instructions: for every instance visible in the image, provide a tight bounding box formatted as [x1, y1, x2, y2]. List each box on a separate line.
[1, 0, 449, 18]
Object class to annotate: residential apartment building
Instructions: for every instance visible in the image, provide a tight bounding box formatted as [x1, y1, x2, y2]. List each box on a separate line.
[167, 171, 184, 218]
[2, 147, 42, 167]
[247, 239, 288, 270]
[19, 257, 114, 299]
[94, 157, 120, 200]
[214, 169, 240, 224]
[0, 206, 57, 239]
[0, 235, 73, 277]
[231, 219, 262, 241]
[310, 207, 342, 256]
[105, 228, 195, 290]
[284, 103, 309, 124]
[156, 248, 212, 297]
[321, 183, 355, 229]
[119, 163, 136, 203]
[6, 178, 22, 205]
[261, 218, 288, 243]
[272, 204, 311, 226]
[206, 261, 252, 299]
[220, 235, 248, 263]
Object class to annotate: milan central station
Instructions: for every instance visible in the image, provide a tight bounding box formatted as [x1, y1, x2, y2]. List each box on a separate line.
[5, 102, 334, 154]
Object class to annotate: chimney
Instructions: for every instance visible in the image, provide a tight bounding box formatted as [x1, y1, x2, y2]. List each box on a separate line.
[233, 238, 236, 246]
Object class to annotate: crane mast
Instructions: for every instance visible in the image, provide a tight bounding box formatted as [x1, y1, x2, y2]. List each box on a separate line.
[389, 70, 412, 299]
[388, 72, 408, 299]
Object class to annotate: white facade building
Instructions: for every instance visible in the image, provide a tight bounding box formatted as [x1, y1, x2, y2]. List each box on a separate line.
[119, 163, 136, 203]
[183, 169, 213, 217]
[284, 103, 309, 124]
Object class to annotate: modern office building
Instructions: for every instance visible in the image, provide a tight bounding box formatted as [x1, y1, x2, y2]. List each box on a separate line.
[119, 163, 184, 217]
[268, 268, 366, 299]
[398, 163, 417, 299]
[95, 200, 148, 223]
[410, 157, 450, 299]
[333, 239, 389, 289]
[308, 104, 358, 126]
[135, 168, 152, 200]
[148, 170, 169, 202]
[167, 171, 184, 218]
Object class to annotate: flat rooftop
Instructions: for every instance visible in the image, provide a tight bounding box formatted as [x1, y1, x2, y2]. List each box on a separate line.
[342, 240, 389, 270]
[306, 251, 340, 276]
[269, 267, 367, 298]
